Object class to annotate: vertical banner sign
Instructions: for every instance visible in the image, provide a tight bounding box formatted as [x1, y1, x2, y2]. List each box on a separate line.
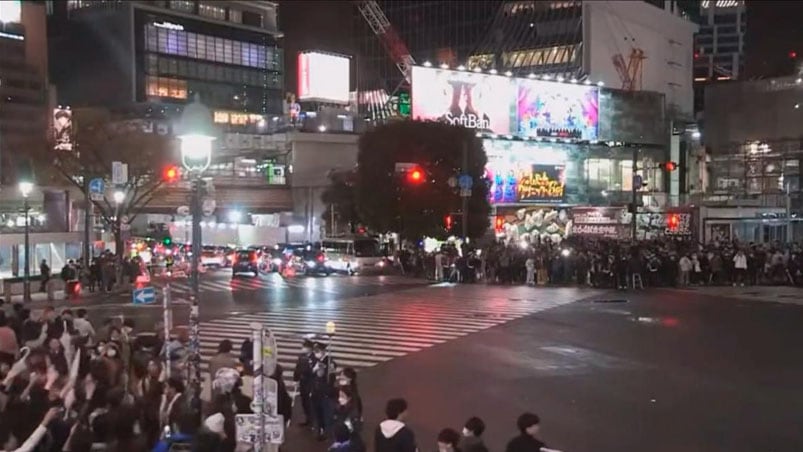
[250, 323, 265, 451]
[53, 108, 74, 151]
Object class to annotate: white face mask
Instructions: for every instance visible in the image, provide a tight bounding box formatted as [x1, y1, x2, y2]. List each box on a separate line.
[338, 377, 349, 386]
[462, 427, 472, 437]
[106, 349, 117, 358]
[338, 396, 348, 406]
[314, 352, 323, 359]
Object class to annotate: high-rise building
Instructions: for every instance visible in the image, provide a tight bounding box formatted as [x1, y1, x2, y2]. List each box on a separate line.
[48, 0, 283, 115]
[355, 0, 698, 118]
[0, 0, 49, 185]
[693, 0, 745, 81]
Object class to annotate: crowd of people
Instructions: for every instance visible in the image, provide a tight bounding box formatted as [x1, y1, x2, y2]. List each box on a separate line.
[36, 253, 150, 299]
[413, 237, 803, 289]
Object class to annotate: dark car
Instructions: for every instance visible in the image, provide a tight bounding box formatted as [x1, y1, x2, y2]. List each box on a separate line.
[302, 249, 331, 276]
[232, 249, 259, 277]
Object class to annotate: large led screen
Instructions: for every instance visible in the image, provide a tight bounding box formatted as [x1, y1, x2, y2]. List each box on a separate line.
[410, 66, 515, 134]
[517, 80, 599, 140]
[298, 52, 350, 104]
[412, 67, 599, 139]
[485, 139, 568, 204]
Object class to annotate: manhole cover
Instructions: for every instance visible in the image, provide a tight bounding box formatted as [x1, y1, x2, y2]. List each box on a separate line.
[591, 299, 629, 304]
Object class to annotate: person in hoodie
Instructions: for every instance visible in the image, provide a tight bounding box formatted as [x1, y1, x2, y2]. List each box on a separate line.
[505, 412, 548, 452]
[374, 398, 416, 452]
[459, 417, 488, 452]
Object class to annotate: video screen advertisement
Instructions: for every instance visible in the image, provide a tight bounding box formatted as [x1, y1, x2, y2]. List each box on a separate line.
[484, 139, 567, 205]
[411, 66, 599, 140]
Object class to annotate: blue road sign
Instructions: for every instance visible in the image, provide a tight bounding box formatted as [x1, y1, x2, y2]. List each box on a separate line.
[89, 178, 105, 194]
[458, 174, 473, 190]
[132, 287, 156, 305]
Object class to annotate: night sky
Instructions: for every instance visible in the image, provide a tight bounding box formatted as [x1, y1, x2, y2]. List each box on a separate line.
[278, 0, 803, 93]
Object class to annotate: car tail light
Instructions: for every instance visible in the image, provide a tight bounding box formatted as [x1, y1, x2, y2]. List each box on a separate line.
[317, 255, 324, 263]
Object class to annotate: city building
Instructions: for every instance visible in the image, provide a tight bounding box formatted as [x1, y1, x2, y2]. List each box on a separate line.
[693, 0, 745, 81]
[699, 76, 803, 242]
[355, 0, 698, 119]
[46, 1, 296, 236]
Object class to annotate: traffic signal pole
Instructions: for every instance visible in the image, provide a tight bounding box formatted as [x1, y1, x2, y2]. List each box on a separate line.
[461, 140, 469, 240]
[631, 147, 639, 241]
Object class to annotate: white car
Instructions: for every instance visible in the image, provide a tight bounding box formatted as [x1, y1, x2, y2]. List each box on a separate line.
[201, 250, 225, 267]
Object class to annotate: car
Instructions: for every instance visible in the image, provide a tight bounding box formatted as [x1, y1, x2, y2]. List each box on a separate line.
[232, 249, 259, 277]
[302, 250, 331, 276]
[201, 246, 226, 267]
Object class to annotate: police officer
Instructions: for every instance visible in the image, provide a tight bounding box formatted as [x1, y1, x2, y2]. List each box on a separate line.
[292, 338, 314, 426]
[310, 340, 336, 440]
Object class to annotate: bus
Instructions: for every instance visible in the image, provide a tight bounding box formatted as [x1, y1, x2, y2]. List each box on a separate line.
[321, 237, 385, 275]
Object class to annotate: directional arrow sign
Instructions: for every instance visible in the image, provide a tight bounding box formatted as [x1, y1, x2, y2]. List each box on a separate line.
[132, 287, 156, 305]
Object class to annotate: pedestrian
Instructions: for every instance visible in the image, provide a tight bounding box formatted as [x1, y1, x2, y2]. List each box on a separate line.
[374, 398, 417, 452]
[437, 428, 461, 452]
[337, 367, 362, 416]
[293, 338, 314, 426]
[73, 308, 96, 345]
[733, 249, 748, 286]
[208, 339, 238, 379]
[330, 422, 358, 452]
[505, 412, 549, 452]
[310, 340, 336, 440]
[525, 253, 535, 286]
[333, 385, 364, 451]
[434, 249, 444, 281]
[39, 259, 50, 292]
[459, 417, 489, 452]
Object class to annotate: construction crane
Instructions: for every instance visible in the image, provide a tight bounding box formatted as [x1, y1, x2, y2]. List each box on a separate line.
[612, 48, 646, 91]
[357, 1, 416, 84]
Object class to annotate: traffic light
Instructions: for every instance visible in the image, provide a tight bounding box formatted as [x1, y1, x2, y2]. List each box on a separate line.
[667, 213, 680, 231]
[407, 168, 424, 184]
[162, 235, 172, 246]
[444, 215, 452, 230]
[163, 165, 179, 183]
[660, 161, 678, 172]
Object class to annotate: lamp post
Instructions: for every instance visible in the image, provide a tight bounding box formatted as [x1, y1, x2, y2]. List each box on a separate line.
[19, 181, 33, 302]
[176, 94, 215, 414]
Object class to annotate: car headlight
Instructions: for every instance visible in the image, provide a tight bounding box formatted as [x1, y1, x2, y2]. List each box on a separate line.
[305, 261, 316, 267]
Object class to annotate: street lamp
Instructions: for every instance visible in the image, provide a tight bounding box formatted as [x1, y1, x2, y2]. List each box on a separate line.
[19, 180, 33, 302]
[176, 94, 216, 412]
[113, 190, 125, 205]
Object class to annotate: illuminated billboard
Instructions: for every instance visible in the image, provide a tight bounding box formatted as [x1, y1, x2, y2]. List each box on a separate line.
[0, 1, 21, 24]
[411, 66, 599, 139]
[485, 139, 568, 204]
[410, 66, 515, 133]
[297, 51, 350, 104]
[517, 79, 598, 140]
[53, 108, 73, 152]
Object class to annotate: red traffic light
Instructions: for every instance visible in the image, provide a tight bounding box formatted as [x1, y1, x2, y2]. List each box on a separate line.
[790, 50, 798, 59]
[494, 216, 504, 231]
[445, 215, 452, 230]
[163, 165, 179, 183]
[661, 161, 678, 172]
[406, 168, 425, 184]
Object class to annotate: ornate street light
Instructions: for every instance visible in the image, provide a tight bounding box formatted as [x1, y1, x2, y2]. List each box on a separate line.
[175, 94, 216, 414]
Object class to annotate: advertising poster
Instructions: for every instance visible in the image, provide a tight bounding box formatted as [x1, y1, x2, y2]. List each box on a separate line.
[517, 164, 566, 204]
[570, 207, 629, 239]
[53, 108, 74, 151]
[297, 51, 350, 104]
[517, 79, 599, 140]
[484, 139, 568, 205]
[411, 66, 515, 134]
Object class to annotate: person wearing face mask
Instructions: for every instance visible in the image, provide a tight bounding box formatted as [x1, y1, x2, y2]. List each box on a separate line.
[333, 386, 364, 452]
[310, 341, 335, 441]
[337, 367, 362, 418]
[459, 417, 488, 452]
[437, 428, 461, 452]
[47, 337, 69, 376]
[292, 338, 314, 427]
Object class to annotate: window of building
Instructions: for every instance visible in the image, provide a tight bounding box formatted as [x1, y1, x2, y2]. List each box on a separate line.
[199, 2, 226, 20]
[228, 8, 242, 24]
[169, 1, 194, 13]
[717, 25, 737, 34]
[585, 159, 613, 190]
[717, 35, 739, 44]
[714, 13, 736, 24]
[696, 36, 713, 45]
[146, 76, 187, 99]
[241, 11, 263, 28]
[717, 45, 739, 54]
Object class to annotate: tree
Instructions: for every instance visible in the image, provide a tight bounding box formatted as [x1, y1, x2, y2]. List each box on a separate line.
[353, 121, 490, 240]
[48, 108, 175, 261]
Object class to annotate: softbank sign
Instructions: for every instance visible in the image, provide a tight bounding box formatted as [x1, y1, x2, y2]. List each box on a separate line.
[411, 66, 513, 133]
[411, 66, 600, 140]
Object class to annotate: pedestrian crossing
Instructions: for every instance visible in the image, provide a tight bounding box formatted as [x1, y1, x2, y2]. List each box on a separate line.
[197, 288, 586, 389]
[154, 273, 422, 295]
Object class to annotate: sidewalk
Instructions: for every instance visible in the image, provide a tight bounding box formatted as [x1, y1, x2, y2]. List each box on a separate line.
[2, 288, 127, 309]
[671, 285, 803, 305]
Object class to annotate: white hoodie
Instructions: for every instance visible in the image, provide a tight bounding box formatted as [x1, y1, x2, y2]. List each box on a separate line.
[379, 419, 405, 439]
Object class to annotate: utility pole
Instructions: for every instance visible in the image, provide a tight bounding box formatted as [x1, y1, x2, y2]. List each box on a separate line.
[83, 178, 91, 268]
[631, 147, 639, 241]
[786, 181, 792, 243]
[461, 139, 470, 240]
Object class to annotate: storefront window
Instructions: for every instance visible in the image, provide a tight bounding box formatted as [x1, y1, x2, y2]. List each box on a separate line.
[146, 76, 187, 100]
[586, 158, 613, 190]
[620, 161, 633, 192]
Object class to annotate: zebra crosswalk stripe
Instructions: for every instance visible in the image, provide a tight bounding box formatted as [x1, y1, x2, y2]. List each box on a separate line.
[155, 275, 422, 294]
[197, 295, 575, 389]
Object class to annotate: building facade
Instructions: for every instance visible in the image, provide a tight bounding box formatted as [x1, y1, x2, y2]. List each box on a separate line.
[693, 0, 746, 81]
[354, 0, 698, 119]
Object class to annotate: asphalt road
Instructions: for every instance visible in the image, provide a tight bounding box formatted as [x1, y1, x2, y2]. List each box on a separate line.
[37, 274, 803, 451]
